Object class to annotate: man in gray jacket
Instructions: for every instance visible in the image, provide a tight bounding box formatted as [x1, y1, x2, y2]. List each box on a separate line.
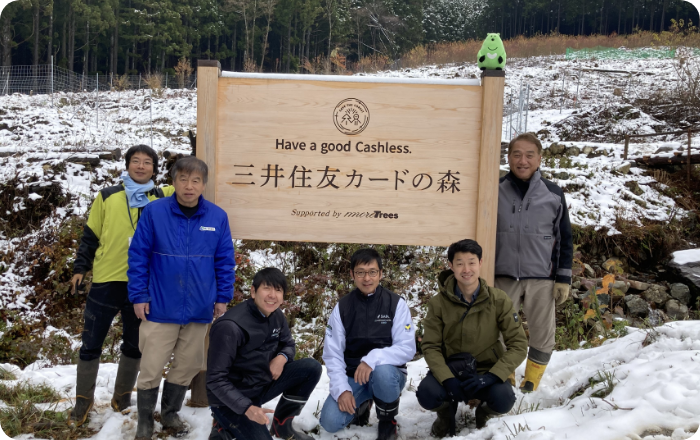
[495, 133, 573, 393]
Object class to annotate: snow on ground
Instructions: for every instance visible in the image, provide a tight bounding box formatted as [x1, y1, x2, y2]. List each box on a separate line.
[2, 321, 700, 439]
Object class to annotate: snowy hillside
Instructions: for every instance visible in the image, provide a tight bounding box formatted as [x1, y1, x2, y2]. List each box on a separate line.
[1, 50, 699, 439]
[3, 321, 700, 440]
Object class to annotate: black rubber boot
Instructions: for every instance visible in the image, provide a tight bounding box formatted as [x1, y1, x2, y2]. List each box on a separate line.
[375, 397, 400, 440]
[186, 370, 209, 408]
[270, 394, 313, 440]
[209, 415, 234, 440]
[111, 355, 140, 412]
[67, 358, 100, 428]
[135, 386, 159, 440]
[350, 399, 373, 427]
[429, 402, 457, 438]
[160, 381, 189, 437]
[475, 401, 501, 429]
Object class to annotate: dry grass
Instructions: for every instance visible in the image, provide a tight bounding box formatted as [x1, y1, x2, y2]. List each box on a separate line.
[355, 31, 700, 72]
[144, 73, 164, 98]
[112, 74, 130, 91]
[173, 58, 193, 88]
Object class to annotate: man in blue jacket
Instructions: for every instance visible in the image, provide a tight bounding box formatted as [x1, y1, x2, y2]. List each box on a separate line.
[128, 156, 235, 440]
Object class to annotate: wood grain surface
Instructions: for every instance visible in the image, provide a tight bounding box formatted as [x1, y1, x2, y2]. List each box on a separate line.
[198, 74, 504, 249]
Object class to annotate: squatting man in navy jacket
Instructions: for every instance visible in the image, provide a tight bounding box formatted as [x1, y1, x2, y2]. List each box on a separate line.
[320, 248, 416, 440]
[128, 156, 235, 440]
[206, 267, 322, 440]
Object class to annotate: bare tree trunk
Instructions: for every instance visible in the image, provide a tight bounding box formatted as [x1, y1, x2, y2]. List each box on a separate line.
[260, 0, 276, 72]
[326, 0, 334, 59]
[83, 21, 89, 76]
[285, 16, 291, 72]
[557, 0, 561, 32]
[61, 18, 66, 63]
[69, 5, 75, 71]
[46, 3, 53, 64]
[1, 12, 12, 67]
[147, 36, 152, 73]
[660, 0, 668, 31]
[33, 0, 40, 67]
[113, 8, 119, 75]
[231, 22, 236, 70]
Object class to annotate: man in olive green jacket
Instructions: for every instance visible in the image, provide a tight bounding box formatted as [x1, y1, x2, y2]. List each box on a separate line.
[417, 239, 527, 436]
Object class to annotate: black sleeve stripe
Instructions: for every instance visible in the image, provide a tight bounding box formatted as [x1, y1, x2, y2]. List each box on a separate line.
[99, 184, 125, 201]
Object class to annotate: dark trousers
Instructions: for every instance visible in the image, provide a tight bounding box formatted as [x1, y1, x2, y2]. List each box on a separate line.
[416, 371, 516, 414]
[211, 358, 322, 440]
[79, 281, 141, 361]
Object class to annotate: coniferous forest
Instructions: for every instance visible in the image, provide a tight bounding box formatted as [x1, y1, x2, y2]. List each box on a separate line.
[0, 0, 698, 75]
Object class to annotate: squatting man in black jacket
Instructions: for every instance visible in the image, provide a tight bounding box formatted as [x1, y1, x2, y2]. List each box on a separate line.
[206, 268, 322, 440]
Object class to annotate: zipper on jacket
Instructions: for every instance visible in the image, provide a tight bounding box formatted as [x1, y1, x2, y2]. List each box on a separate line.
[525, 198, 531, 210]
[183, 217, 191, 325]
[511, 201, 515, 214]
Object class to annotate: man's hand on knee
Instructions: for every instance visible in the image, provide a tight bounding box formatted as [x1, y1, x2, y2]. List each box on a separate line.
[338, 391, 356, 415]
[134, 303, 150, 321]
[354, 361, 373, 386]
[269, 354, 287, 380]
[245, 405, 274, 425]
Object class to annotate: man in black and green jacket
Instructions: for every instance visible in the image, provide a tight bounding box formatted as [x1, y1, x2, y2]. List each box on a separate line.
[68, 145, 175, 427]
[417, 239, 527, 436]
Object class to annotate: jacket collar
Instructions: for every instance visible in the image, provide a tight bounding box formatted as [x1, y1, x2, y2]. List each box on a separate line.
[168, 194, 208, 217]
[350, 285, 384, 302]
[438, 270, 490, 307]
[504, 169, 541, 198]
[245, 298, 272, 322]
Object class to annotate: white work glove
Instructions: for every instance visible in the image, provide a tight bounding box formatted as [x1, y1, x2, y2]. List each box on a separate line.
[553, 283, 570, 305]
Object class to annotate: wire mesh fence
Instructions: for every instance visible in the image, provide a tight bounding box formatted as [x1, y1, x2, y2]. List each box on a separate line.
[0, 63, 197, 95]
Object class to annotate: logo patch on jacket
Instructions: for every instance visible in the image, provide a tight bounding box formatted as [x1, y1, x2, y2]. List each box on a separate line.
[513, 313, 519, 323]
[326, 324, 332, 337]
[200, 226, 216, 232]
[543, 235, 552, 239]
[375, 314, 392, 324]
[271, 328, 280, 338]
[404, 324, 411, 332]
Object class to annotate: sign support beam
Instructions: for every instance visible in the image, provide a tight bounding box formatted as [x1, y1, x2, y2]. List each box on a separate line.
[196, 60, 221, 202]
[476, 70, 506, 285]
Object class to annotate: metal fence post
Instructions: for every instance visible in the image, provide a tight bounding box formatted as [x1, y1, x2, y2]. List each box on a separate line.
[688, 128, 692, 185]
[96, 72, 99, 128]
[524, 83, 530, 134]
[139, 73, 142, 89]
[50, 56, 54, 106]
[150, 89, 153, 149]
[165, 72, 168, 88]
[623, 135, 630, 160]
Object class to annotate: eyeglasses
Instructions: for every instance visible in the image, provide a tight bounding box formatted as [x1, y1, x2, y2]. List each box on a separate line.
[354, 269, 380, 278]
[130, 159, 154, 167]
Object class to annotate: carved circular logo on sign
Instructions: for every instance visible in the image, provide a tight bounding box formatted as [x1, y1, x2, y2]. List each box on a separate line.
[333, 98, 370, 135]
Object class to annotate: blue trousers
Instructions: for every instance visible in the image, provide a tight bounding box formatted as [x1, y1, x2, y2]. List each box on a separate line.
[320, 364, 406, 433]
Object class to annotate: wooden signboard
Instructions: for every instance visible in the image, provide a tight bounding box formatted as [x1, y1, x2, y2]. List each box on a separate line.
[196, 60, 505, 282]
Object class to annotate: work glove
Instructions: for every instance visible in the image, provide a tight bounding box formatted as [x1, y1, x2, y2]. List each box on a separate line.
[460, 373, 500, 401]
[442, 377, 466, 403]
[552, 283, 570, 305]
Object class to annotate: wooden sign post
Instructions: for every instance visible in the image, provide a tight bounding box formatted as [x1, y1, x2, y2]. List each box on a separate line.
[196, 60, 505, 283]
